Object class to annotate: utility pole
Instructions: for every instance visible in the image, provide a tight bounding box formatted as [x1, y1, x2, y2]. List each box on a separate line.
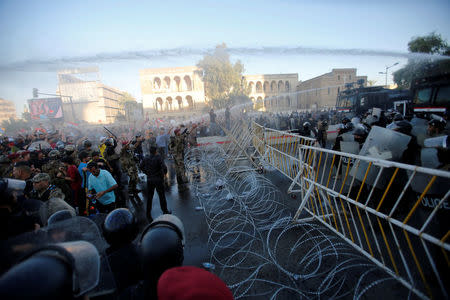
[379, 62, 399, 87]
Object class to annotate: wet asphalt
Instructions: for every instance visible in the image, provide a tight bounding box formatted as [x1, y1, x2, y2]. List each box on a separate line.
[125, 158, 210, 267]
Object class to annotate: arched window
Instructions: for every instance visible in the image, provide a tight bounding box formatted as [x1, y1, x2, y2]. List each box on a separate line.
[176, 96, 182, 109]
[186, 95, 193, 108]
[278, 80, 284, 92]
[166, 97, 173, 110]
[156, 97, 163, 111]
[285, 81, 290, 92]
[174, 76, 181, 92]
[264, 81, 269, 93]
[184, 76, 192, 91]
[248, 82, 254, 93]
[163, 77, 170, 90]
[153, 77, 161, 89]
[256, 81, 263, 93]
[271, 81, 277, 92]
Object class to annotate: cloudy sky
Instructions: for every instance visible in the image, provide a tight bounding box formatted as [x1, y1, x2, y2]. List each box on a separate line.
[1, 0, 449, 115]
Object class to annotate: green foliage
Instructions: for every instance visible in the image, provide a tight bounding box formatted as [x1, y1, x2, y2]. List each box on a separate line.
[197, 43, 250, 108]
[393, 32, 450, 88]
[119, 92, 136, 103]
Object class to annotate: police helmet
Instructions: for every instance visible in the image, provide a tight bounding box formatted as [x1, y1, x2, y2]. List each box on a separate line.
[428, 119, 446, 130]
[393, 113, 404, 121]
[64, 145, 75, 153]
[0, 241, 100, 299]
[56, 141, 65, 150]
[48, 149, 60, 159]
[392, 120, 413, 135]
[47, 210, 75, 226]
[342, 117, 350, 124]
[83, 140, 92, 148]
[102, 208, 138, 246]
[353, 126, 368, 137]
[140, 215, 185, 280]
[302, 121, 311, 128]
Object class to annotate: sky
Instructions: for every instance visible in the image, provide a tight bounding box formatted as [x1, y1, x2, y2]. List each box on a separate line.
[0, 0, 449, 116]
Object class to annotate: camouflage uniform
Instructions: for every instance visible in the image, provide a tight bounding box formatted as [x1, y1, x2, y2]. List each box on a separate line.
[120, 144, 139, 194]
[0, 155, 12, 178]
[42, 150, 72, 201]
[169, 133, 188, 187]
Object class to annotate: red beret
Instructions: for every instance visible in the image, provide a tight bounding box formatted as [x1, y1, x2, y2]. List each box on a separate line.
[174, 129, 181, 135]
[157, 266, 233, 300]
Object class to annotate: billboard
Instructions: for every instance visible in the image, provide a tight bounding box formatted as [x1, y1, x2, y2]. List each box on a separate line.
[28, 98, 64, 120]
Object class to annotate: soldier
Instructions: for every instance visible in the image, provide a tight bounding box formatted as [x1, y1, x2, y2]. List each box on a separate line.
[317, 114, 328, 148]
[64, 144, 80, 166]
[104, 138, 125, 208]
[120, 141, 141, 200]
[42, 150, 72, 202]
[0, 155, 11, 178]
[169, 128, 188, 191]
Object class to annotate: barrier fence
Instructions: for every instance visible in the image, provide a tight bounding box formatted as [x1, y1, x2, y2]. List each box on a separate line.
[224, 120, 450, 299]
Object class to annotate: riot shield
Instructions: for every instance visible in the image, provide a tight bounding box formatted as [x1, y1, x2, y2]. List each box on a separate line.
[351, 126, 411, 189]
[0, 216, 116, 297]
[406, 148, 448, 196]
[410, 117, 428, 146]
[424, 135, 448, 148]
[340, 141, 360, 155]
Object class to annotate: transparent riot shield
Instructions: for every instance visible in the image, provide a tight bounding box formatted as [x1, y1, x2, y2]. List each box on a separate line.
[351, 126, 411, 189]
[0, 216, 116, 297]
[410, 117, 428, 146]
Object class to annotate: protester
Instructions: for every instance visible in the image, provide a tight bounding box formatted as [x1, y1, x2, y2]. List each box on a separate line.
[87, 162, 118, 214]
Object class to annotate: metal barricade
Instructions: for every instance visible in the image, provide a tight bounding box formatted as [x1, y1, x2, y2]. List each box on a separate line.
[226, 121, 450, 299]
[294, 145, 450, 299]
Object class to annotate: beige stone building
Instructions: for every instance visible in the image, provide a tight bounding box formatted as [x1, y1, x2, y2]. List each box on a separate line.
[140, 66, 206, 116]
[0, 98, 16, 123]
[57, 69, 127, 124]
[244, 74, 299, 111]
[296, 68, 367, 109]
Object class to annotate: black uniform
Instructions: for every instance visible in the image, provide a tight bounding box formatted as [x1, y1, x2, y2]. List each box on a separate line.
[140, 152, 170, 221]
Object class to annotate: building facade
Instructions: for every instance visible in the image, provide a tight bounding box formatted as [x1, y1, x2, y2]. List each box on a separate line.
[0, 98, 16, 123]
[296, 68, 367, 109]
[140, 66, 206, 116]
[57, 69, 127, 124]
[243, 74, 299, 111]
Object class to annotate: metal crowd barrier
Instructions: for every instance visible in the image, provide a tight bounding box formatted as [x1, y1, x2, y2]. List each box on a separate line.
[225, 121, 450, 299]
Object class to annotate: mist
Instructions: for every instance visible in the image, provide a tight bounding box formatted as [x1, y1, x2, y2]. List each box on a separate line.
[1, 45, 448, 73]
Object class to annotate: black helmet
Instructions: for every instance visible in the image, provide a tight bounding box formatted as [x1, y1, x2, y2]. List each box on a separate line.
[353, 126, 368, 137]
[342, 117, 350, 124]
[140, 215, 185, 281]
[428, 119, 446, 130]
[393, 113, 404, 121]
[102, 208, 138, 246]
[303, 121, 311, 128]
[392, 120, 413, 135]
[47, 210, 74, 226]
[83, 140, 92, 148]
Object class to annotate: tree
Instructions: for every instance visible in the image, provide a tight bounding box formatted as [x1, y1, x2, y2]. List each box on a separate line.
[393, 32, 450, 88]
[119, 92, 136, 103]
[197, 43, 250, 109]
[367, 80, 377, 86]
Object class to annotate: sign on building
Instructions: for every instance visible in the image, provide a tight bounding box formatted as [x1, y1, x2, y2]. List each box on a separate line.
[28, 98, 64, 120]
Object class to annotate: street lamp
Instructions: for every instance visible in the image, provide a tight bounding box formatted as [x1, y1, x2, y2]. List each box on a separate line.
[379, 62, 399, 87]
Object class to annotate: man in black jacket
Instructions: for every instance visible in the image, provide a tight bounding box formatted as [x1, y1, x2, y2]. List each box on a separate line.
[140, 146, 170, 222]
